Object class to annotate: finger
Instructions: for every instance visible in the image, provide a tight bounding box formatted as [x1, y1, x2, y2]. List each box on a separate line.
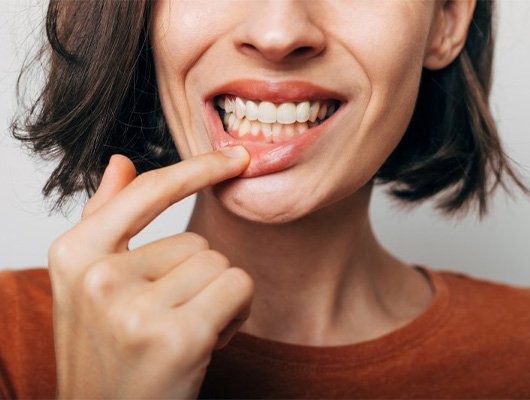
[80, 146, 249, 251]
[81, 155, 137, 220]
[182, 267, 255, 335]
[214, 305, 251, 350]
[105, 232, 210, 281]
[145, 249, 231, 308]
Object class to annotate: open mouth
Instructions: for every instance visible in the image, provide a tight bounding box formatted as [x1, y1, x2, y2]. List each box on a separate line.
[214, 95, 342, 144]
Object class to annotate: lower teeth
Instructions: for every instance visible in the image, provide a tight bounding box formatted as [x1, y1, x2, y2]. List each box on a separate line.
[216, 107, 337, 143]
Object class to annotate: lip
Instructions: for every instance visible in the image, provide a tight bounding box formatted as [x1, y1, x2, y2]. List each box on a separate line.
[203, 79, 348, 178]
[203, 79, 348, 104]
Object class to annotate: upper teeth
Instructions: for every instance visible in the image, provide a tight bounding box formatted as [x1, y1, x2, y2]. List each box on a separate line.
[216, 96, 336, 125]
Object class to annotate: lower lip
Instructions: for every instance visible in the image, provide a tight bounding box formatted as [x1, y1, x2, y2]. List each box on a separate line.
[204, 101, 343, 178]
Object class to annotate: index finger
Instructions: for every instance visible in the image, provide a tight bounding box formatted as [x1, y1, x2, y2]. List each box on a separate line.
[81, 145, 249, 251]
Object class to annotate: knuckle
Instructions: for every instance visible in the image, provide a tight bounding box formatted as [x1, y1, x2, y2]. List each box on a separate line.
[48, 225, 90, 267]
[133, 169, 154, 184]
[180, 232, 210, 250]
[224, 267, 255, 295]
[113, 308, 151, 352]
[82, 261, 119, 301]
[136, 169, 177, 194]
[132, 170, 178, 210]
[178, 311, 217, 350]
[48, 234, 75, 266]
[133, 170, 162, 193]
[196, 249, 230, 268]
[162, 324, 197, 356]
[81, 199, 95, 218]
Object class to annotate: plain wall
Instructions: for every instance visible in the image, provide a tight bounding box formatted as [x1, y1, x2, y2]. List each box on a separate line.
[1, 1, 529, 286]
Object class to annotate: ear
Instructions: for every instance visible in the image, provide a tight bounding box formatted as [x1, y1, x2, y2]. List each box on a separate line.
[423, 0, 477, 70]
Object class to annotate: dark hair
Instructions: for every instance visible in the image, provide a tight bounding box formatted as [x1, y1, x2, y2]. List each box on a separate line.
[12, 0, 529, 217]
[375, 0, 529, 218]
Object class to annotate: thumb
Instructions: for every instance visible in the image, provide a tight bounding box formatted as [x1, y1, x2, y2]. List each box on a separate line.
[81, 154, 137, 220]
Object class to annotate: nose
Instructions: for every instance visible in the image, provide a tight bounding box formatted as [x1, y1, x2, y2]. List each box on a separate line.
[233, 0, 326, 65]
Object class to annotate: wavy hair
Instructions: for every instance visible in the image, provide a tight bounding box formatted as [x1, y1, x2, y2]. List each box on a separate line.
[12, 0, 529, 217]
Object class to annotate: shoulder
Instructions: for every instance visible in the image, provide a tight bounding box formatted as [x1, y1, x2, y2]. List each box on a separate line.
[437, 267, 530, 317]
[411, 267, 530, 393]
[433, 267, 530, 352]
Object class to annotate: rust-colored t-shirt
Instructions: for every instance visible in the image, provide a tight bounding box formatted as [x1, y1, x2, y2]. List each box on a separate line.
[1, 265, 530, 399]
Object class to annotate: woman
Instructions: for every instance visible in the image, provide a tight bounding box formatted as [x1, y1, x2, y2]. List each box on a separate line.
[2, 0, 530, 398]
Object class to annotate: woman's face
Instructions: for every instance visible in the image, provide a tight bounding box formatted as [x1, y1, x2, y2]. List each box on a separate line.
[150, 0, 452, 224]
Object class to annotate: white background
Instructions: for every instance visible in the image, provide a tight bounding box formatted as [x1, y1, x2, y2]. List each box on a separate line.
[1, 1, 529, 286]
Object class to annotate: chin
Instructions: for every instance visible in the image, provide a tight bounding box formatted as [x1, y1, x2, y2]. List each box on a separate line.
[222, 198, 308, 225]
[209, 170, 371, 225]
[210, 173, 322, 225]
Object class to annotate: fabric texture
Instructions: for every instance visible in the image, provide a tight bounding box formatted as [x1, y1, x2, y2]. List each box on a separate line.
[1, 265, 530, 399]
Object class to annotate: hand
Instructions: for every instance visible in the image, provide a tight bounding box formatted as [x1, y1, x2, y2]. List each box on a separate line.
[48, 146, 254, 399]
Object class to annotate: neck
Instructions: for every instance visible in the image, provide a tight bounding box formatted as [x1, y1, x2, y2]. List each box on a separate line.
[186, 182, 432, 346]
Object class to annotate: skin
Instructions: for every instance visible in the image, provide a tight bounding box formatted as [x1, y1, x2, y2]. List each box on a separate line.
[150, 0, 476, 343]
[50, 0, 476, 397]
[50, 148, 255, 398]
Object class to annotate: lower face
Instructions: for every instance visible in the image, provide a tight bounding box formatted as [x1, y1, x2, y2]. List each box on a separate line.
[150, 0, 435, 224]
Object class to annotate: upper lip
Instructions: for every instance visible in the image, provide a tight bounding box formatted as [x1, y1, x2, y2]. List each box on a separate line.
[203, 79, 348, 104]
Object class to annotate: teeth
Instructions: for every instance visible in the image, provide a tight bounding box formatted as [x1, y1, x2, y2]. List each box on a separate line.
[295, 122, 308, 134]
[228, 113, 236, 129]
[317, 103, 327, 120]
[223, 112, 230, 126]
[309, 101, 319, 122]
[262, 122, 272, 138]
[284, 124, 295, 138]
[232, 116, 240, 130]
[225, 98, 234, 113]
[235, 97, 246, 119]
[246, 100, 259, 121]
[250, 121, 261, 136]
[239, 119, 251, 136]
[217, 95, 340, 143]
[272, 123, 282, 142]
[257, 101, 276, 124]
[276, 103, 297, 124]
[218, 95, 337, 125]
[272, 123, 282, 136]
[296, 101, 310, 123]
[224, 116, 323, 143]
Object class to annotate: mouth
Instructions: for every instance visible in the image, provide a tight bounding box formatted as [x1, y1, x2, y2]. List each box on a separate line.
[215, 96, 341, 144]
[203, 79, 347, 178]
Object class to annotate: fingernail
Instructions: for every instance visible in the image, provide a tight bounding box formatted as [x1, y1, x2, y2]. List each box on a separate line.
[221, 145, 248, 159]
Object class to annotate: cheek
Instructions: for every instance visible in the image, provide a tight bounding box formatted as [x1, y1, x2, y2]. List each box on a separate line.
[150, 0, 235, 156]
[150, 1, 233, 76]
[349, 4, 428, 100]
[338, 4, 430, 164]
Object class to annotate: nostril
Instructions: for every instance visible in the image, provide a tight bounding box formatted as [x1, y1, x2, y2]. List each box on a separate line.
[291, 46, 314, 58]
[238, 40, 322, 64]
[241, 43, 255, 51]
[240, 43, 259, 56]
